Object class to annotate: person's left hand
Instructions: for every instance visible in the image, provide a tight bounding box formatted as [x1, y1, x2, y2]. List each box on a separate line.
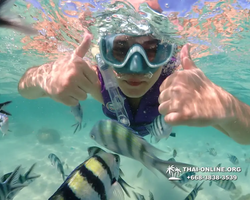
[158, 44, 234, 127]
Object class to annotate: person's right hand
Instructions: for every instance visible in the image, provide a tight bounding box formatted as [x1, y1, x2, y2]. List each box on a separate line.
[43, 32, 100, 106]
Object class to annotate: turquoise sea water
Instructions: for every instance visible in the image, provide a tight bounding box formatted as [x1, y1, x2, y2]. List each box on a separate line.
[0, 0, 250, 200]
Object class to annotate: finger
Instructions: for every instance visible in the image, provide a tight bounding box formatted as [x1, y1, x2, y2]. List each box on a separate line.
[159, 74, 174, 92]
[158, 89, 170, 104]
[74, 32, 92, 58]
[70, 87, 88, 101]
[164, 112, 183, 125]
[158, 100, 170, 116]
[180, 43, 197, 70]
[81, 67, 99, 91]
[159, 99, 180, 116]
[62, 97, 79, 106]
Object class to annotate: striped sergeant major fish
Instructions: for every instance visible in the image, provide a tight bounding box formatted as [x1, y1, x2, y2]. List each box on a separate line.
[48, 153, 67, 181]
[48, 146, 125, 200]
[0, 165, 28, 200]
[0, 163, 40, 200]
[145, 115, 176, 143]
[90, 119, 196, 192]
[209, 179, 236, 191]
[184, 181, 204, 200]
[0, 101, 12, 116]
[228, 154, 239, 165]
[71, 103, 84, 134]
[88, 146, 133, 198]
[0, 0, 37, 34]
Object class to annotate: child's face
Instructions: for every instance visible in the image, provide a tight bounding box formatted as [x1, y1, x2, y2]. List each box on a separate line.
[110, 34, 163, 98]
[116, 66, 162, 98]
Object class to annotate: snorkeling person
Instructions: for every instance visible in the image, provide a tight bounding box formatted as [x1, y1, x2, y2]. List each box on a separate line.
[18, 0, 250, 145]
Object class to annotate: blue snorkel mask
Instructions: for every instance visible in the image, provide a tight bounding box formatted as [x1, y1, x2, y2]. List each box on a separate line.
[99, 34, 176, 74]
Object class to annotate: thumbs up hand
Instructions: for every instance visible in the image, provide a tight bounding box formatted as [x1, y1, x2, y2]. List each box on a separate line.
[158, 44, 229, 127]
[41, 32, 100, 106]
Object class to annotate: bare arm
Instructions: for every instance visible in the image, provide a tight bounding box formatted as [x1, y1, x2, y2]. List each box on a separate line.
[18, 63, 53, 99]
[213, 92, 250, 145]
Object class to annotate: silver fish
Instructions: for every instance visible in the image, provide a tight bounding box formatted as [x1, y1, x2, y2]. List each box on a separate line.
[71, 103, 84, 134]
[90, 119, 196, 192]
[0, 113, 9, 136]
[48, 153, 67, 181]
[145, 115, 175, 143]
[49, 146, 125, 200]
[0, 0, 37, 34]
[0, 165, 28, 200]
[184, 181, 204, 200]
[207, 148, 217, 156]
[228, 154, 239, 165]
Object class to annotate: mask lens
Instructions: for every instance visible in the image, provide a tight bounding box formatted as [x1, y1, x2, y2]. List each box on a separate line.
[111, 36, 159, 63]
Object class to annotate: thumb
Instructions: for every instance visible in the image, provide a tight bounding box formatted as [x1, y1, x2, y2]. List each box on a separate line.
[74, 32, 93, 58]
[180, 43, 197, 70]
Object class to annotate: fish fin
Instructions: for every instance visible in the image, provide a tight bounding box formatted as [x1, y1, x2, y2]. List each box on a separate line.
[6, 183, 28, 199]
[24, 163, 40, 183]
[72, 123, 79, 134]
[154, 136, 161, 144]
[119, 169, 124, 177]
[154, 158, 196, 193]
[0, 110, 11, 116]
[140, 138, 169, 155]
[118, 177, 133, 198]
[108, 181, 125, 200]
[170, 132, 176, 137]
[0, 100, 12, 109]
[5, 165, 22, 185]
[209, 180, 213, 186]
[216, 163, 221, 168]
[79, 122, 82, 131]
[196, 181, 205, 191]
[0, 0, 37, 35]
[8, 130, 12, 132]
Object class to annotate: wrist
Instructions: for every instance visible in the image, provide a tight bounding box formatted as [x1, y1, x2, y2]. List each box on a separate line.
[214, 85, 237, 125]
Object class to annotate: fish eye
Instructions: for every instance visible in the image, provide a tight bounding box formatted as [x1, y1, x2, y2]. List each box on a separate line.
[91, 134, 95, 139]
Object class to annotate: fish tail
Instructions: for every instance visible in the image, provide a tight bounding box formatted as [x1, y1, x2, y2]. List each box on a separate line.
[118, 177, 133, 198]
[24, 163, 41, 183]
[196, 181, 205, 191]
[0, 100, 12, 115]
[72, 122, 80, 134]
[0, 0, 37, 35]
[170, 132, 176, 137]
[154, 158, 195, 193]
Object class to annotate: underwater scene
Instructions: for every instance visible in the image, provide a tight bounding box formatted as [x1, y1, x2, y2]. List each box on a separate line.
[0, 0, 250, 199]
